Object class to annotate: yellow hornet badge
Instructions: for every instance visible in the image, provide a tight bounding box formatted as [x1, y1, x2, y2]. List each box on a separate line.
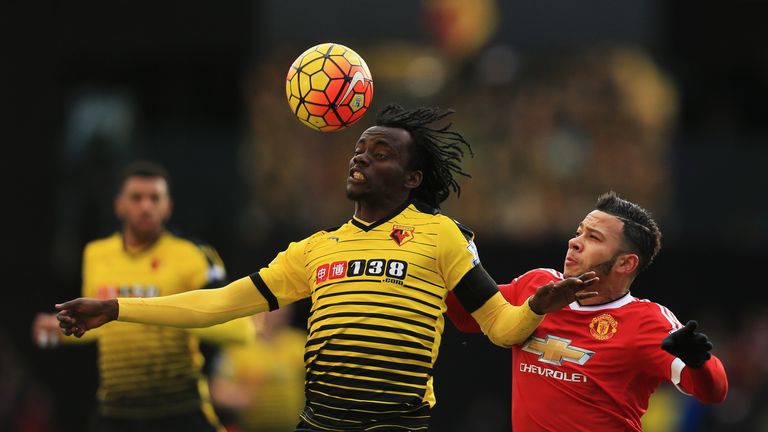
[390, 225, 415, 246]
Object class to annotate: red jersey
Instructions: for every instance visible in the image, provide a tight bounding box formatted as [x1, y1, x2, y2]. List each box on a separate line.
[446, 268, 728, 432]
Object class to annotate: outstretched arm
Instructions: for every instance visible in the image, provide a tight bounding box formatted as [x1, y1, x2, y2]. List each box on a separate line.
[662, 320, 728, 403]
[57, 276, 272, 337]
[451, 265, 597, 347]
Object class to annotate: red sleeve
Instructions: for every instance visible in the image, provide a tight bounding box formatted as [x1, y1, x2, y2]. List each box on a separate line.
[444, 268, 562, 333]
[445, 290, 482, 333]
[679, 354, 728, 403]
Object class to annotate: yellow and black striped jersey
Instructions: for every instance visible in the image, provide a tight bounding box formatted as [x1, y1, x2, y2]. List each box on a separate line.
[252, 200, 481, 431]
[80, 231, 227, 419]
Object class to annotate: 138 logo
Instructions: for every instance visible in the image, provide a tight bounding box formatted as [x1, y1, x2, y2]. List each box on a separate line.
[316, 259, 408, 284]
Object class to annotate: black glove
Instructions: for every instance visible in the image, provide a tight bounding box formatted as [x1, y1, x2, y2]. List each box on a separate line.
[661, 320, 712, 368]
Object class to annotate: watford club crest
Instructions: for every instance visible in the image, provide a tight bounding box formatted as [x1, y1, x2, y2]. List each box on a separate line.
[390, 225, 415, 246]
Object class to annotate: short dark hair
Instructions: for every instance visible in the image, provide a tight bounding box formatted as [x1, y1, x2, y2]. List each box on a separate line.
[376, 104, 473, 208]
[595, 191, 661, 274]
[118, 160, 171, 193]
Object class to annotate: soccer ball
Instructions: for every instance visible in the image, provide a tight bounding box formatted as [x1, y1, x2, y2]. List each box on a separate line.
[285, 43, 374, 132]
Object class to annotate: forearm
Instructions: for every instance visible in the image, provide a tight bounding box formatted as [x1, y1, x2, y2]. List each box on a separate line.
[188, 316, 256, 345]
[119, 277, 269, 328]
[471, 293, 544, 348]
[680, 355, 728, 403]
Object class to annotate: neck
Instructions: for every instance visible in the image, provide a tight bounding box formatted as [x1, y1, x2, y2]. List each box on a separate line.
[578, 277, 632, 306]
[123, 227, 163, 251]
[353, 195, 410, 223]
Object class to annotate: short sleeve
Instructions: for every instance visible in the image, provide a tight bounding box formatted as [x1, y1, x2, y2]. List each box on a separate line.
[255, 238, 314, 307]
[189, 243, 228, 290]
[438, 218, 481, 291]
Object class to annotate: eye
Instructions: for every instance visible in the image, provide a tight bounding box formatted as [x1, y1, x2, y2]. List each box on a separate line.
[374, 153, 387, 160]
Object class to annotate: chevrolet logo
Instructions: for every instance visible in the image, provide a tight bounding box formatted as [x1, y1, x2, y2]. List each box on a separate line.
[522, 335, 594, 366]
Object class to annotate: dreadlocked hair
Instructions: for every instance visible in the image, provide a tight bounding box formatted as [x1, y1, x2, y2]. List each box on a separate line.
[375, 104, 473, 208]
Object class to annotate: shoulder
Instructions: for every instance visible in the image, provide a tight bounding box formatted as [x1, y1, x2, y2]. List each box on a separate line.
[629, 297, 684, 333]
[500, 268, 562, 299]
[164, 232, 226, 276]
[414, 204, 475, 242]
[514, 268, 563, 286]
[165, 231, 218, 258]
[84, 233, 122, 256]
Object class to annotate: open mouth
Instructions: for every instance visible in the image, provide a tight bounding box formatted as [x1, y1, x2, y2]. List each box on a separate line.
[349, 169, 366, 181]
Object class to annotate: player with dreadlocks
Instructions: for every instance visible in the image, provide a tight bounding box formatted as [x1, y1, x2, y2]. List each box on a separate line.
[56, 104, 599, 432]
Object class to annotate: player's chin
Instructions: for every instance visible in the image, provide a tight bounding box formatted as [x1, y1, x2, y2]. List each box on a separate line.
[345, 185, 367, 201]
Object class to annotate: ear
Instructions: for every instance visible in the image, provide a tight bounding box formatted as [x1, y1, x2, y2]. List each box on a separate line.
[615, 253, 640, 275]
[404, 170, 423, 190]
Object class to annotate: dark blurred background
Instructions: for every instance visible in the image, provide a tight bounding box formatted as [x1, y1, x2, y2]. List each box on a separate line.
[3, 0, 767, 431]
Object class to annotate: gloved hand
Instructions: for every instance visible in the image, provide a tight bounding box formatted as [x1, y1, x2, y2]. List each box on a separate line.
[661, 320, 712, 368]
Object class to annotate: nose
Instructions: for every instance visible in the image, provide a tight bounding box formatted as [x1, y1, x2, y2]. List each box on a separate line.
[352, 152, 370, 166]
[568, 236, 582, 252]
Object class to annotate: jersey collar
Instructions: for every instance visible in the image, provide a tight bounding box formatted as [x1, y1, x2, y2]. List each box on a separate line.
[350, 199, 413, 232]
[568, 291, 635, 311]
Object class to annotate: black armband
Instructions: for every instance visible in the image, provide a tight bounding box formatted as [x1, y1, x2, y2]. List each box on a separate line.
[452, 265, 499, 313]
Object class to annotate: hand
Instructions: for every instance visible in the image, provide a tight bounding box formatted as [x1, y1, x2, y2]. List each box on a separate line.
[55, 298, 119, 338]
[528, 272, 599, 314]
[661, 320, 712, 368]
[32, 313, 61, 348]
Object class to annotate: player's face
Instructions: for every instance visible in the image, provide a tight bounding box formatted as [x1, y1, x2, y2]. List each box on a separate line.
[115, 176, 172, 238]
[564, 210, 627, 277]
[346, 126, 417, 203]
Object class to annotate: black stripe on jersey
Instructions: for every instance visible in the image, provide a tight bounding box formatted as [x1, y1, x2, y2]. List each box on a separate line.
[403, 280, 443, 297]
[300, 402, 431, 428]
[248, 272, 279, 311]
[316, 290, 442, 311]
[407, 261, 439, 275]
[307, 381, 422, 405]
[350, 200, 413, 232]
[309, 322, 435, 343]
[299, 402, 431, 431]
[309, 312, 435, 331]
[307, 247, 436, 268]
[310, 301, 439, 321]
[452, 264, 498, 313]
[307, 353, 433, 374]
[305, 333, 432, 352]
[306, 342, 433, 364]
[308, 363, 429, 386]
[310, 311, 435, 332]
[306, 372, 425, 396]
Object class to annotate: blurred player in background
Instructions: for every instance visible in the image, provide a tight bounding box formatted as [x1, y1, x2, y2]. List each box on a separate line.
[210, 305, 307, 432]
[55, 105, 599, 432]
[33, 160, 254, 432]
[446, 191, 728, 431]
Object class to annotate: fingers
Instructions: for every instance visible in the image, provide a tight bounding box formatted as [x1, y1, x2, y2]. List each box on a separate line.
[574, 291, 598, 300]
[680, 320, 698, 335]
